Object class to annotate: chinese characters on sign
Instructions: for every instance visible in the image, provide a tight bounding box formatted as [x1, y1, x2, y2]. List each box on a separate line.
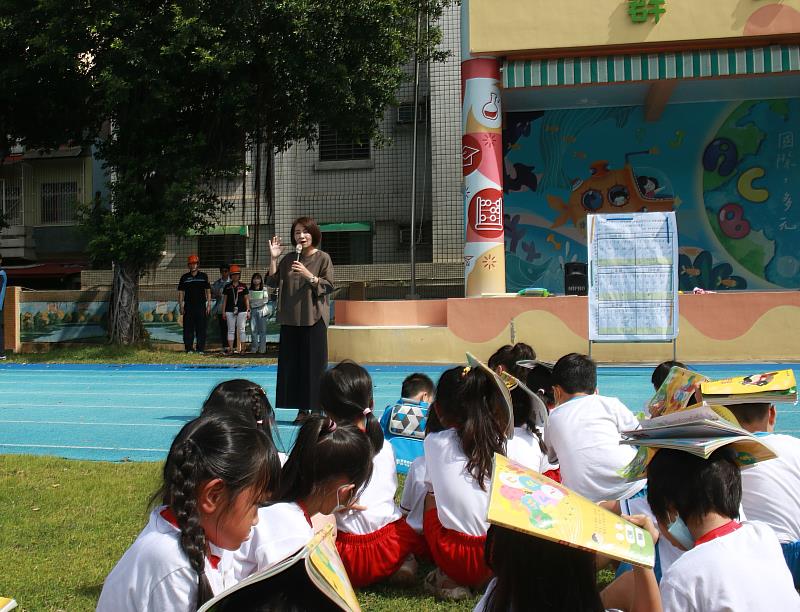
[628, 0, 666, 24]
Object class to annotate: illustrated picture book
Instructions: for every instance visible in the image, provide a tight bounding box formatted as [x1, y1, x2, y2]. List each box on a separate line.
[487, 453, 655, 568]
[647, 366, 708, 418]
[198, 525, 360, 612]
[619, 403, 777, 480]
[700, 369, 797, 405]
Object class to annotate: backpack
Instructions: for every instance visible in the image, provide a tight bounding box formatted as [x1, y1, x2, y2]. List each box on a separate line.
[379, 398, 429, 474]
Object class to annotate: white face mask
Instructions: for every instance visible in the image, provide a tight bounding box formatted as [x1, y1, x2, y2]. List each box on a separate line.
[331, 485, 354, 514]
[667, 514, 695, 550]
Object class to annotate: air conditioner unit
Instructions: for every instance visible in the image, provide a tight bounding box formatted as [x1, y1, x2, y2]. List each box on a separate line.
[396, 103, 427, 124]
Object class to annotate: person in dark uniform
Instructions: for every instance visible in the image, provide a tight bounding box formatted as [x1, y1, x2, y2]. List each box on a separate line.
[177, 254, 211, 353]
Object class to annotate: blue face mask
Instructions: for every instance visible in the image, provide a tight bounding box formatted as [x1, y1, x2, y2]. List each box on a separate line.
[667, 515, 695, 550]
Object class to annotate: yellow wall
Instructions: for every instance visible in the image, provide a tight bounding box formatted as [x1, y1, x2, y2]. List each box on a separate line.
[469, 0, 800, 54]
[21, 157, 92, 226]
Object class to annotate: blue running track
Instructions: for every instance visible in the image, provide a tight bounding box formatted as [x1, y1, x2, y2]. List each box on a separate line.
[0, 363, 797, 462]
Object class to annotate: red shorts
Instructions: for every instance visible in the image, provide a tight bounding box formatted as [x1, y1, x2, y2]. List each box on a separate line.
[422, 508, 491, 588]
[336, 517, 428, 588]
[543, 468, 561, 483]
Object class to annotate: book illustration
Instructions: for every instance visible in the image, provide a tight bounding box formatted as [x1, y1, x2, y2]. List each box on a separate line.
[621, 435, 777, 465]
[625, 403, 743, 439]
[0, 598, 17, 612]
[466, 352, 515, 437]
[488, 454, 655, 568]
[647, 367, 708, 418]
[700, 369, 797, 404]
[198, 525, 360, 612]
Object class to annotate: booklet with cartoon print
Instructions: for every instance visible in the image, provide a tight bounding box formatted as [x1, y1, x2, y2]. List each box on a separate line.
[0, 597, 17, 612]
[647, 366, 708, 417]
[700, 369, 797, 405]
[487, 453, 655, 568]
[198, 525, 360, 612]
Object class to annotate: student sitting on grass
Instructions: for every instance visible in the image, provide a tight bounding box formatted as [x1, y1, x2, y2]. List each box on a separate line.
[97, 414, 281, 612]
[475, 516, 661, 612]
[423, 366, 509, 600]
[201, 379, 286, 464]
[233, 416, 373, 578]
[647, 446, 800, 611]
[504, 381, 549, 473]
[380, 372, 435, 474]
[320, 361, 427, 588]
[728, 401, 800, 587]
[488, 342, 536, 380]
[544, 353, 644, 502]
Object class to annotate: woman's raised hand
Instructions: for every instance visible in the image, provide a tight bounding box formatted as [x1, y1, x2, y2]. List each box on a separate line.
[268, 236, 283, 259]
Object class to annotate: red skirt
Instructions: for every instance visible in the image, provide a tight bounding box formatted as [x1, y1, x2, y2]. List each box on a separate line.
[422, 508, 491, 588]
[336, 518, 428, 588]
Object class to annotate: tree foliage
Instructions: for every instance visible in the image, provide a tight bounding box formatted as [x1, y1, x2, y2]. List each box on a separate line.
[2, 0, 452, 342]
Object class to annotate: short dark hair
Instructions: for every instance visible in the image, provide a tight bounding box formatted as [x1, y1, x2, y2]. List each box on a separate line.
[290, 216, 322, 248]
[551, 353, 596, 395]
[647, 447, 741, 525]
[401, 373, 435, 400]
[526, 364, 555, 407]
[651, 360, 687, 391]
[219, 264, 230, 271]
[488, 343, 536, 380]
[729, 402, 771, 427]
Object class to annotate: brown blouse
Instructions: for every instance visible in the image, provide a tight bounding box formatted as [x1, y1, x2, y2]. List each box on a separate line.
[266, 249, 334, 327]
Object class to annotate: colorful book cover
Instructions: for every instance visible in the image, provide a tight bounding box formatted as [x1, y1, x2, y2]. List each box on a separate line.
[700, 369, 796, 397]
[307, 527, 361, 612]
[488, 454, 655, 568]
[647, 367, 708, 418]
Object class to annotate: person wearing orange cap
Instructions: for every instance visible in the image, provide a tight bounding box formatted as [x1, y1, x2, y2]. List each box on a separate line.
[177, 254, 211, 353]
[221, 264, 250, 354]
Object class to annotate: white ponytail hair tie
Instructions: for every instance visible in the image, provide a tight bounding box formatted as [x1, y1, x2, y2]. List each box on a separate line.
[363, 407, 372, 416]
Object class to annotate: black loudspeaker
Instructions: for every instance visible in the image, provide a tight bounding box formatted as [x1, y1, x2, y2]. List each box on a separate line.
[564, 262, 588, 296]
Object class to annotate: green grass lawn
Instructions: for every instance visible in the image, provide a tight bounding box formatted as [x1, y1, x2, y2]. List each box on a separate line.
[0, 455, 478, 612]
[4, 344, 276, 365]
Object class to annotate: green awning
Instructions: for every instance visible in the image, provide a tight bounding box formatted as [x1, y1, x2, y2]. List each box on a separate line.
[503, 44, 800, 88]
[319, 222, 371, 232]
[188, 225, 248, 237]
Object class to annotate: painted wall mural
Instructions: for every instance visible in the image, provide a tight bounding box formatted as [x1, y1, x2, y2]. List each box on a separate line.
[503, 98, 800, 293]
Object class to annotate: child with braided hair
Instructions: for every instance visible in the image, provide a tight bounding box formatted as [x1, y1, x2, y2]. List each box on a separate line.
[233, 415, 374, 579]
[97, 413, 281, 611]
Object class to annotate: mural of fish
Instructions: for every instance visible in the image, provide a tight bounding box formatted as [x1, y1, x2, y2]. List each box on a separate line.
[547, 151, 675, 228]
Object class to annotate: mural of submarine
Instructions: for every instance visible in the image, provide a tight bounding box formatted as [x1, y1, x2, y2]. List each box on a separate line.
[547, 149, 676, 228]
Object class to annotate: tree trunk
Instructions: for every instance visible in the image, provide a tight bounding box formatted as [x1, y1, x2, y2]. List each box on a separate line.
[109, 261, 144, 345]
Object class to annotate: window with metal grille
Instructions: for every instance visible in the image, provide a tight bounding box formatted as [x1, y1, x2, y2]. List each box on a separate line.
[40, 181, 78, 224]
[1, 178, 23, 225]
[198, 234, 247, 269]
[323, 231, 373, 265]
[318, 124, 371, 162]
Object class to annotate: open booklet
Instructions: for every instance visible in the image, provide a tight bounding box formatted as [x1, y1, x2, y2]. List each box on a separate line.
[0, 597, 17, 612]
[700, 369, 797, 405]
[647, 366, 708, 418]
[488, 453, 655, 568]
[198, 525, 360, 612]
[619, 403, 777, 480]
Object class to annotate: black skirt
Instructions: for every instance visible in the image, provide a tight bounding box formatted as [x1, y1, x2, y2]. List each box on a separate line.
[275, 318, 328, 412]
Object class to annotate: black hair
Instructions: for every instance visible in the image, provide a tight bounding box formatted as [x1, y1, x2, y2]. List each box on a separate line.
[637, 175, 659, 193]
[651, 360, 687, 391]
[647, 447, 741, 526]
[290, 216, 322, 248]
[319, 360, 383, 453]
[278, 416, 373, 504]
[401, 372, 435, 400]
[488, 343, 536, 380]
[728, 402, 772, 428]
[201, 379, 279, 446]
[438, 366, 508, 490]
[484, 524, 604, 612]
[250, 273, 264, 291]
[527, 363, 555, 408]
[152, 414, 280, 609]
[426, 367, 464, 435]
[510, 386, 546, 453]
[551, 353, 596, 395]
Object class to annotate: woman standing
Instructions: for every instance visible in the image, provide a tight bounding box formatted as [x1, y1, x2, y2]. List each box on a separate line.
[267, 217, 333, 421]
[248, 273, 270, 354]
[221, 264, 250, 354]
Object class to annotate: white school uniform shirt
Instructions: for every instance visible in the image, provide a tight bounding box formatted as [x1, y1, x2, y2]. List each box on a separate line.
[506, 426, 548, 473]
[337, 443, 403, 535]
[233, 502, 312, 580]
[740, 433, 800, 543]
[400, 455, 428, 534]
[660, 521, 800, 612]
[424, 428, 490, 536]
[544, 394, 645, 502]
[97, 507, 235, 612]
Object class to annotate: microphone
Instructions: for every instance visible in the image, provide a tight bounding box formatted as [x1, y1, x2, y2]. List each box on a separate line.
[295, 243, 302, 262]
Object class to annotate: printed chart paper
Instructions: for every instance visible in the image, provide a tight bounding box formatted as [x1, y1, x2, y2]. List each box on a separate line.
[588, 212, 678, 341]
